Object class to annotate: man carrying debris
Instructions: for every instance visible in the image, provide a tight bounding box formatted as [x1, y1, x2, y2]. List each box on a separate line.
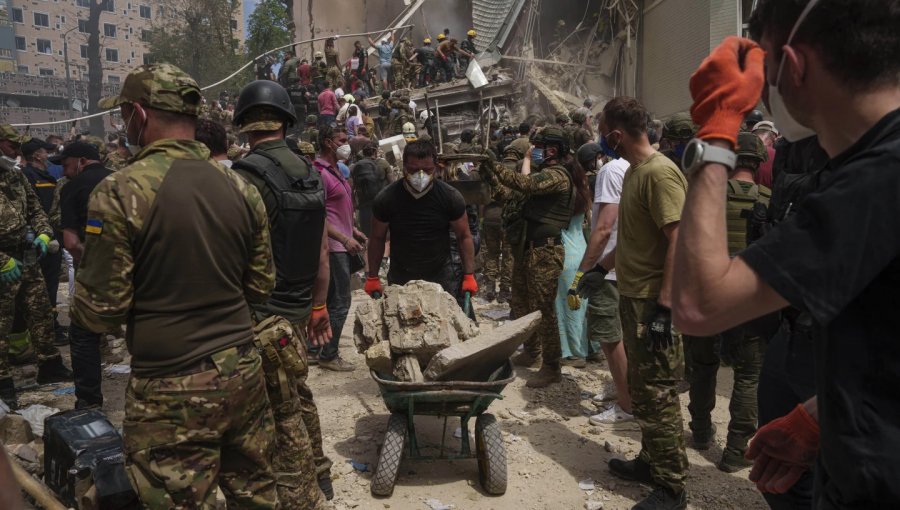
[74, 63, 279, 508]
[365, 140, 478, 306]
[0, 124, 73, 409]
[436, 39, 474, 83]
[411, 38, 437, 87]
[231, 79, 335, 507]
[459, 30, 478, 73]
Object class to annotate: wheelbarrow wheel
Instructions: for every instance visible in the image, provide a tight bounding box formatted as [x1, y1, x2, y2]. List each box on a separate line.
[475, 413, 507, 495]
[372, 413, 407, 497]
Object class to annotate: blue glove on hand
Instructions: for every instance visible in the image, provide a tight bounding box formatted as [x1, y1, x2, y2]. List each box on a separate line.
[1, 258, 22, 283]
[34, 234, 51, 258]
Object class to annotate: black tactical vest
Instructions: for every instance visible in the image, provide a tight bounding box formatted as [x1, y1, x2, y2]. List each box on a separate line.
[233, 150, 326, 290]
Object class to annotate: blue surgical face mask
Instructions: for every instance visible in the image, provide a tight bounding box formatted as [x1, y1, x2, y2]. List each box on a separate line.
[673, 142, 687, 160]
[531, 148, 545, 166]
[600, 135, 619, 159]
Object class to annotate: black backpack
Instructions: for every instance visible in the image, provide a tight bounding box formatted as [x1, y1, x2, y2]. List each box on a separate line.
[352, 159, 384, 206]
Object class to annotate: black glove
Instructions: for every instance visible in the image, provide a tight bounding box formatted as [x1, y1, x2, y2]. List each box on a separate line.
[575, 264, 609, 298]
[642, 303, 675, 351]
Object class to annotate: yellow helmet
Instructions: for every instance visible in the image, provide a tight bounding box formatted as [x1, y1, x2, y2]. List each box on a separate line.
[467, 29, 476, 37]
[423, 37, 432, 44]
[436, 33, 446, 41]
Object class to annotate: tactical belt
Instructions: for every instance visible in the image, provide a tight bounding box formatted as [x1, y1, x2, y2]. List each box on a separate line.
[169, 343, 253, 377]
[527, 236, 561, 250]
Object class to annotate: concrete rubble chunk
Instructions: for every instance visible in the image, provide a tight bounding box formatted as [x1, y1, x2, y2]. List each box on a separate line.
[365, 342, 393, 375]
[393, 354, 424, 383]
[353, 299, 386, 354]
[424, 311, 542, 381]
[0, 414, 34, 445]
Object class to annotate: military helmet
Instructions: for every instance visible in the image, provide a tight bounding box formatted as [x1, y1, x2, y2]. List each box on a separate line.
[744, 109, 764, 128]
[576, 142, 603, 168]
[467, 29, 477, 37]
[664, 112, 698, 141]
[555, 113, 570, 124]
[436, 33, 446, 41]
[298, 141, 316, 157]
[570, 110, 586, 124]
[234, 80, 297, 128]
[735, 132, 768, 162]
[535, 125, 570, 155]
[423, 37, 432, 44]
[305, 114, 318, 125]
[314, 51, 324, 59]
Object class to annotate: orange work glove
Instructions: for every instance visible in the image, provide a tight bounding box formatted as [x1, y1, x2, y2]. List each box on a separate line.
[746, 404, 820, 493]
[689, 36, 766, 147]
[461, 274, 478, 295]
[307, 304, 332, 348]
[365, 276, 383, 297]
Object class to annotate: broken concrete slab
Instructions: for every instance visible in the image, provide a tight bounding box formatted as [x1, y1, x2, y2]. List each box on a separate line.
[423, 311, 542, 382]
[353, 298, 386, 354]
[365, 342, 393, 375]
[0, 414, 34, 444]
[393, 354, 424, 383]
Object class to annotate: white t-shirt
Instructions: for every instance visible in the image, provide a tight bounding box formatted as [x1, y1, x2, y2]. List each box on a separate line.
[592, 158, 628, 281]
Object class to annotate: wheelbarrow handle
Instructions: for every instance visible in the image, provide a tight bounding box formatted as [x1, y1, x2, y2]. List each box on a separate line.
[463, 291, 472, 316]
[372, 291, 382, 299]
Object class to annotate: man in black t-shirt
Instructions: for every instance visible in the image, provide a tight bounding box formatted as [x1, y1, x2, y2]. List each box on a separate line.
[51, 141, 112, 408]
[365, 140, 477, 303]
[672, 1, 900, 507]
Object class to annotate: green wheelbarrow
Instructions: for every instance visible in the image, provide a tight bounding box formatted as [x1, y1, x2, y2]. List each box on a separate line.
[369, 361, 515, 497]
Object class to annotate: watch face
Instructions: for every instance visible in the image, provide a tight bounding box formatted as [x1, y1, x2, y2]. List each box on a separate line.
[682, 140, 703, 172]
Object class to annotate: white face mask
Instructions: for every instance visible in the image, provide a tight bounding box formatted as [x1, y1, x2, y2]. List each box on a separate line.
[336, 144, 352, 161]
[405, 170, 432, 196]
[766, 0, 820, 142]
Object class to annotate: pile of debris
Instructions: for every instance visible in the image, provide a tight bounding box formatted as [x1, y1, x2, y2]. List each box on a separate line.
[354, 280, 541, 382]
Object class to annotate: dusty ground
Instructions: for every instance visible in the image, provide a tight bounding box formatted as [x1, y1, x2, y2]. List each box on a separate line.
[13, 294, 768, 510]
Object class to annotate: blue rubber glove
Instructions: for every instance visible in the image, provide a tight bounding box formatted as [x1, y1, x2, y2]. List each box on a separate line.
[34, 233, 50, 258]
[1, 258, 22, 283]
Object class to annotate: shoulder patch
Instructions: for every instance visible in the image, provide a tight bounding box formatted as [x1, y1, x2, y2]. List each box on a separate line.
[85, 218, 103, 235]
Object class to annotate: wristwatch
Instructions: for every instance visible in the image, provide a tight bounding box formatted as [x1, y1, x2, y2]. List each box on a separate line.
[682, 138, 737, 175]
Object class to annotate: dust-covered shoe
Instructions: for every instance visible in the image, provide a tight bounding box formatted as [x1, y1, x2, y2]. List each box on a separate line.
[560, 356, 587, 368]
[608, 456, 653, 484]
[589, 404, 634, 425]
[511, 351, 541, 368]
[718, 447, 753, 473]
[632, 486, 687, 510]
[690, 424, 717, 451]
[591, 383, 618, 403]
[318, 357, 356, 372]
[525, 365, 561, 388]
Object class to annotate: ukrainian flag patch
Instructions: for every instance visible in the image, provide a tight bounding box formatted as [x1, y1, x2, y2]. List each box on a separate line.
[85, 219, 103, 235]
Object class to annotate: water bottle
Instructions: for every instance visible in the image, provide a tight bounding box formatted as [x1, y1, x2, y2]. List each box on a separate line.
[23, 228, 37, 266]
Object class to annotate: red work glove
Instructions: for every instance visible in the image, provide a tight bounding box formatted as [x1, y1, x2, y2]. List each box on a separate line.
[461, 274, 478, 295]
[306, 304, 332, 348]
[746, 404, 820, 494]
[689, 36, 766, 147]
[365, 276, 383, 298]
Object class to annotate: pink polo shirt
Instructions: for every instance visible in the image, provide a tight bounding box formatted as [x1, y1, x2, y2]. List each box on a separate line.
[317, 89, 339, 116]
[314, 158, 354, 253]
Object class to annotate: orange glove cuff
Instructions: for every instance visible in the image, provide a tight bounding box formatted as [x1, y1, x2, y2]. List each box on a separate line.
[783, 404, 820, 448]
[461, 273, 478, 294]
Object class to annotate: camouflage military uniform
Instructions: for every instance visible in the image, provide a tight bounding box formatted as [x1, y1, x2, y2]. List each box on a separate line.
[324, 47, 343, 90]
[77, 64, 279, 509]
[0, 130, 63, 383]
[105, 151, 129, 171]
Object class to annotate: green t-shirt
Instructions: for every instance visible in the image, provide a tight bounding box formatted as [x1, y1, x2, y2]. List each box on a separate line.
[616, 152, 687, 298]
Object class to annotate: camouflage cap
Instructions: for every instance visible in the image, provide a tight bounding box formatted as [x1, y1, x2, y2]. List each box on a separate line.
[570, 110, 586, 124]
[664, 112, 698, 141]
[82, 135, 109, 158]
[736, 132, 768, 162]
[555, 113, 570, 124]
[98, 63, 202, 116]
[238, 106, 285, 134]
[0, 124, 28, 144]
[298, 141, 316, 156]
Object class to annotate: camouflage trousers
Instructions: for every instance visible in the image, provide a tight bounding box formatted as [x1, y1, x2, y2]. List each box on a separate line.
[481, 223, 512, 294]
[620, 295, 688, 493]
[0, 263, 61, 379]
[511, 244, 564, 366]
[122, 344, 279, 509]
[326, 67, 343, 90]
[685, 327, 764, 455]
[293, 317, 334, 483]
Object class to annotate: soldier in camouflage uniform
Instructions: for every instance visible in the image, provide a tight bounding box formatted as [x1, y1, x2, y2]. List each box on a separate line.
[0, 124, 72, 408]
[685, 132, 770, 473]
[324, 39, 343, 90]
[76, 63, 279, 508]
[301, 114, 320, 152]
[481, 126, 575, 388]
[660, 112, 698, 172]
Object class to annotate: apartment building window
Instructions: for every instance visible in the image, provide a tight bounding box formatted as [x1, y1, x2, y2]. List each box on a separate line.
[230, 19, 237, 30]
[15, 37, 26, 52]
[80, 44, 88, 58]
[12, 8, 23, 23]
[139, 5, 151, 19]
[141, 29, 152, 41]
[105, 48, 118, 62]
[37, 39, 52, 54]
[34, 12, 50, 27]
[39, 68, 54, 76]
[142, 53, 153, 65]
[108, 75, 120, 83]
[78, 19, 88, 32]
[104, 23, 117, 38]
[77, 0, 90, 7]
[101, 0, 115, 12]
[17, 65, 29, 74]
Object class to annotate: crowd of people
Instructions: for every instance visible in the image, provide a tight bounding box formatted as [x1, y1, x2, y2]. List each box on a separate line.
[1, 1, 899, 509]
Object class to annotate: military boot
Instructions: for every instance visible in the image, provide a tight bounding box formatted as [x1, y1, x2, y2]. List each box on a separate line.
[718, 447, 753, 473]
[633, 486, 687, 510]
[525, 364, 561, 388]
[318, 475, 334, 500]
[608, 456, 653, 484]
[36, 357, 73, 385]
[511, 350, 541, 368]
[0, 377, 18, 410]
[690, 424, 717, 451]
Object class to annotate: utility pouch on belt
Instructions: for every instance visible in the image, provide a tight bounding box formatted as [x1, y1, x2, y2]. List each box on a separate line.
[252, 315, 307, 405]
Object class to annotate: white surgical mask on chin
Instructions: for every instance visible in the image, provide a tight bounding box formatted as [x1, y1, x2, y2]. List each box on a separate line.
[766, 0, 820, 142]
